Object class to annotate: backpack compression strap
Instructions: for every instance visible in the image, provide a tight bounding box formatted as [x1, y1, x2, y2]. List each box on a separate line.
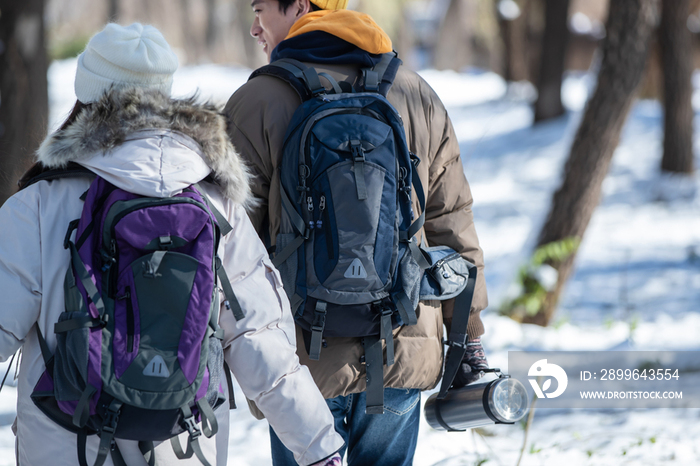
[170, 403, 217, 466]
[57, 220, 109, 337]
[76, 399, 123, 466]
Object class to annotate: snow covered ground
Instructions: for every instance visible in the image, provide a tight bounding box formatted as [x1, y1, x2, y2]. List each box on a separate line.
[0, 60, 698, 465]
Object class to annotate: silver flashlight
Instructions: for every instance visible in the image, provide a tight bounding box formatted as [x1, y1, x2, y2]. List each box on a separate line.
[424, 371, 529, 431]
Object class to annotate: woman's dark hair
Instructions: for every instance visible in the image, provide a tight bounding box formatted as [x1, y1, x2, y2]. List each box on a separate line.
[278, 0, 321, 13]
[59, 100, 91, 132]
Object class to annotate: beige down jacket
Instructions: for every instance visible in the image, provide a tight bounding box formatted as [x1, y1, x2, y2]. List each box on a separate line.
[224, 63, 488, 401]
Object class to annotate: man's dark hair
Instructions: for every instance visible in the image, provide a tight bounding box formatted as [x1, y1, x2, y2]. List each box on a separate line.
[277, 0, 322, 13]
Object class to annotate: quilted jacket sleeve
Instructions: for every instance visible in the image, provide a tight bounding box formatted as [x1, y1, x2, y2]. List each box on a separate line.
[391, 72, 488, 339]
[0, 192, 43, 361]
[423, 97, 487, 339]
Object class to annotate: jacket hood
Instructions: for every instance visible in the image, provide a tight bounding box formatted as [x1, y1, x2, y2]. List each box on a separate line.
[36, 87, 251, 205]
[286, 10, 392, 55]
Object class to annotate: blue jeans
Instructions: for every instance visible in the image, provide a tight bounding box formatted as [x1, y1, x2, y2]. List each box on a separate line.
[270, 388, 421, 466]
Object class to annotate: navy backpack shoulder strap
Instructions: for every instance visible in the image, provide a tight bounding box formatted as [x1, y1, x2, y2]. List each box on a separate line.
[359, 51, 402, 96]
[250, 52, 403, 100]
[249, 59, 318, 103]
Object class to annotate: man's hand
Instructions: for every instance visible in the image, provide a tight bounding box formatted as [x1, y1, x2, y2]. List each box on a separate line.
[451, 337, 489, 388]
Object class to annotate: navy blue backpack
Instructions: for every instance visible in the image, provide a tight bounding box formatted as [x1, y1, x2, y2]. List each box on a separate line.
[251, 54, 477, 413]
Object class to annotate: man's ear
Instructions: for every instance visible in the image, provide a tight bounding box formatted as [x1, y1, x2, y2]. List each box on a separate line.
[295, 0, 312, 18]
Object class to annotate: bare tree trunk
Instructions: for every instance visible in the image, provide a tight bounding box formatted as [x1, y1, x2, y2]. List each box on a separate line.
[108, 0, 119, 22]
[0, 0, 48, 207]
[434, 0, 474, 71]
[205, 0, 217, 48]
[660, 0, 695, 174]
[534, 0, 570, 122]
[179, 0, 199, 63]
[499, 0, 531, 82]
[524, 0, 657, 326]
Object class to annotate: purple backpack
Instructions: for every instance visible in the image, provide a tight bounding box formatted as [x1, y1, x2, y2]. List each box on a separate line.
[29, 172, 244, 466]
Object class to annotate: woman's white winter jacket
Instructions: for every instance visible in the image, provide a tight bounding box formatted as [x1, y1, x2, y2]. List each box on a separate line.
[0, 88, 343, 466]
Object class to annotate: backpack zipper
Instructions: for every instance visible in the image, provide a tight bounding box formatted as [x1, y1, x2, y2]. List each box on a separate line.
[307, 196, 315, 231]
[317, 195, 325, 229]
[108, 239, 117, 296]
[398, 166, 411, 200]
[118, 287, 135, 352]
[319, 195, 334, 260]
[433, 252, 461, 269]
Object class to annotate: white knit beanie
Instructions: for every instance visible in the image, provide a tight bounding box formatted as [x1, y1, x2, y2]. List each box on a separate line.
[74, 23, 179, 103]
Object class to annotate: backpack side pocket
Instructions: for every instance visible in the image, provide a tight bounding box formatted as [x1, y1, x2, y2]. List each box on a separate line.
[53, 268, 90, 402]
[391, 245, 422, 324]
[419, 246, 471, 301]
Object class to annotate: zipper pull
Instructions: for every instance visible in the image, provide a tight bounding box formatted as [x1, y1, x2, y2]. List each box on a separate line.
[307, 196, 315, 231]
[116, 291, 130, 301]
[317, 195, 326, 229]
[398, 167, 412, 199]
[298, 165, 310, 204]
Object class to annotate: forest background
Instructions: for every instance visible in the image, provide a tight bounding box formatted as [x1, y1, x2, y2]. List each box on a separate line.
[1, 1, 700, 463]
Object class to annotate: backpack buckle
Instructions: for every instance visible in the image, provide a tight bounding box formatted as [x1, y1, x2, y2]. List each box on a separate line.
[447, 341, 467, 351]
[350, 140, 364, 162]
[362, 69, 380, 92]
[183, 415, 202, 440]
[102, 407, 120, 434]
[311, 310, 327, 333]
[311, 301, 327, 332]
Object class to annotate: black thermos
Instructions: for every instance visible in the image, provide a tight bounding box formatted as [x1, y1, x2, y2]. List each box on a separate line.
[424, 373, 529, 431]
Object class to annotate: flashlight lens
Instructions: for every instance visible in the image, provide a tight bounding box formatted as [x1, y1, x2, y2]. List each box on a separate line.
[488, 378, 529, 423]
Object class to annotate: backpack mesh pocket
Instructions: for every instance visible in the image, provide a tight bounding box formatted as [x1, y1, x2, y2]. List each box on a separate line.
[205, 337, 226, 408]
[54, 268, 91, 401]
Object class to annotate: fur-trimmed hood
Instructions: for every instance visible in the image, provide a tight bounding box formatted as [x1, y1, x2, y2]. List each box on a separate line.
[36, 87, 250, 205]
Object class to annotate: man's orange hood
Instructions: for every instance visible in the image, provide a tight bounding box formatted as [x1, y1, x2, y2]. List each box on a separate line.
[286, 10, 392, 55]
